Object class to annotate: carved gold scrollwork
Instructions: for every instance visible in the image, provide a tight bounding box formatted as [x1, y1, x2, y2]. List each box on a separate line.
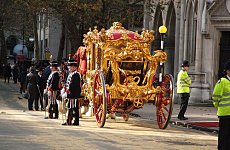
[133, 99, 144, 108]
[124, 76, 140, 85]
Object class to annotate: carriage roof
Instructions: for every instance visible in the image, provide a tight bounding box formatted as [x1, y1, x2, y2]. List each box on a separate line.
[83, 22, 155, 47]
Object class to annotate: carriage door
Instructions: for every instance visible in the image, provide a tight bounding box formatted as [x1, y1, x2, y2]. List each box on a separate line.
[219, 31, 230, 78]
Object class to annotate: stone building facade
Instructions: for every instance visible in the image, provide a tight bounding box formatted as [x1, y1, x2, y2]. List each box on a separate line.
[144, 0, 230, 103]
[37, 13, 70, 60]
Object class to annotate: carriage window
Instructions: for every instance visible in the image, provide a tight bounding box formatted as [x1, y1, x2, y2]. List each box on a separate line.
[119, 62, 144, 70]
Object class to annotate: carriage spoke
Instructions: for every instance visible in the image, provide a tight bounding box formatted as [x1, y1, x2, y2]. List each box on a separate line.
[163, 106, 169, 113]
[156, 74, 174, 129]
[162, 111, 166, 121]
[96, 105, 102, 116]
[95, 89, 101, 94]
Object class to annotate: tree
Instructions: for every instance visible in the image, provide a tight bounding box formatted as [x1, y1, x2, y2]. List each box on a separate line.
[13, 0, 49, 60]
[0, 0, 15, 64]
[0, 0, 144, 63]
[47, 0, 142, 60]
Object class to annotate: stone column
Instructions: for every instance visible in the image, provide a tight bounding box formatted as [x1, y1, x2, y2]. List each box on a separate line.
[174, 1, 184, 104]
[174, 2, 181, 78]
[178, 0, 185, 70]
[190, 0, 205, 103]
[183, 15, 188, 60]
[195, 0, 204, 78]
[143, 0, 150, 29]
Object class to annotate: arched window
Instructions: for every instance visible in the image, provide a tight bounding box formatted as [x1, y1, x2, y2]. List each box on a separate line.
[185, 0, 197, 65]
[151, 5, 163, 55]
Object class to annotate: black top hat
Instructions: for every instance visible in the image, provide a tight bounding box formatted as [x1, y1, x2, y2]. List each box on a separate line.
[224, 60, 230, 71]
[50, 60, 58, 67]
[181, 60, 189, 67]
[67, 59, 78, 66]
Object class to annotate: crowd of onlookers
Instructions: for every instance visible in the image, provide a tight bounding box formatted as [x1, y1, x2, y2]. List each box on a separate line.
[0, 62, 50, 111]
[0, 63, 20, 84]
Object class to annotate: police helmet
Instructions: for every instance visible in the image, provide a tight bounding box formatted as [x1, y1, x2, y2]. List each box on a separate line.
[181, 60, 189, 67]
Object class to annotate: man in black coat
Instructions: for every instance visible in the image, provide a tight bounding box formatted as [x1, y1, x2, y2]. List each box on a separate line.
[45, 61, 60, 119]
[62, 59, 81, 125]
[25, 66, 40, 111]
[18, 66, 27, 94]
[4, 63, 12, 83]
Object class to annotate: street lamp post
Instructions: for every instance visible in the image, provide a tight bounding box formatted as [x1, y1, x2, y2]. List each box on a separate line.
[158, 25, 167, 82]
[29, 37, 35, 60]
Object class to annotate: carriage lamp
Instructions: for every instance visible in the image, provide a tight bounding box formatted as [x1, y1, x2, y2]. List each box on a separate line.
[158, 25, 167, 82]
[159, 25, 167, 34]
[159, 25, 167, 50]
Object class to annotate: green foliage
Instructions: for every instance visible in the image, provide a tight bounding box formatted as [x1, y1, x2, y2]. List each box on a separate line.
[0, 0, 144, 61]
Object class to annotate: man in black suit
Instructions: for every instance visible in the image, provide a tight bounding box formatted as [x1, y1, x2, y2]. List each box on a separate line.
[62, 59, 81, 125]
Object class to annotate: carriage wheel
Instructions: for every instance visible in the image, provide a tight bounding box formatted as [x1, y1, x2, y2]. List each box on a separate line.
[93, 70, 107, 128]
[156, 74, 174, 129]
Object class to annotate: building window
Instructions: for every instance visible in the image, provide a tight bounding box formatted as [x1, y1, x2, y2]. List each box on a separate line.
[186, 2, 197, 65]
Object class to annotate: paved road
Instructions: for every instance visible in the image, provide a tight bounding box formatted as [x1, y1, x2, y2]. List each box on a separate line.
[0, 79, 218, 150]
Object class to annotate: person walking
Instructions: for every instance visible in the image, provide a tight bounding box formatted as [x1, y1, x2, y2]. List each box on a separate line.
[18, 66, 27, 98]
[212, 60, 230, 150]
[25, 66, 40, 111]
[61, 59, 81, 126]
[177, 60, 191, 120]
[4, 63, 12, 83]
[12, 64, 19, 84]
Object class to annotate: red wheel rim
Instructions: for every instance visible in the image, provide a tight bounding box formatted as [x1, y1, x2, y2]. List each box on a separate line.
[93, 71, 107, 128]
[156, 74, 174, 129]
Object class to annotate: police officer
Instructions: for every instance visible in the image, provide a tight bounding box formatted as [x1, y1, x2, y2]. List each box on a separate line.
[25, 66, 40, 111]
[45, 60, 60, 119]
[177, 60, 191, 120]
[62, 59, 81, 125]
[212, 60, 230, 150]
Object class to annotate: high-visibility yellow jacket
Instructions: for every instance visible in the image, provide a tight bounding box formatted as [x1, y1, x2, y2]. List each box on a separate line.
[212, 77, 230, 116]
[177, 70, 191, 93]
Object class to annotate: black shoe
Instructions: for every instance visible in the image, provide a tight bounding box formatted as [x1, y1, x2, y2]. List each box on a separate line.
[72, 121, 79, 126]
[178, 116, 188, 120]
[62, 122, 67, 125]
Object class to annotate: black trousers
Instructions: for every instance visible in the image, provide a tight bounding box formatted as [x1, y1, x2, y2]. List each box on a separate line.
[13, 76, 17, 83]
[67, 99, 79, 125]
[218, 117, 230, 150]
[48, 91, 58, 118]
[178, 93, 190, 117]
[28, 96, 39, 110]
[4, 76, 10, 83]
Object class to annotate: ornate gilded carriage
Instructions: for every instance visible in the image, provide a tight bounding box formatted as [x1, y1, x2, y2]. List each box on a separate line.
[80, 22, 174, 129]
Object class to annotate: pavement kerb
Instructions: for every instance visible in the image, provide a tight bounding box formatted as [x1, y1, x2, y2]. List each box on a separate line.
[187, 103, 214, 107]
[170, 120, 219, 134]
